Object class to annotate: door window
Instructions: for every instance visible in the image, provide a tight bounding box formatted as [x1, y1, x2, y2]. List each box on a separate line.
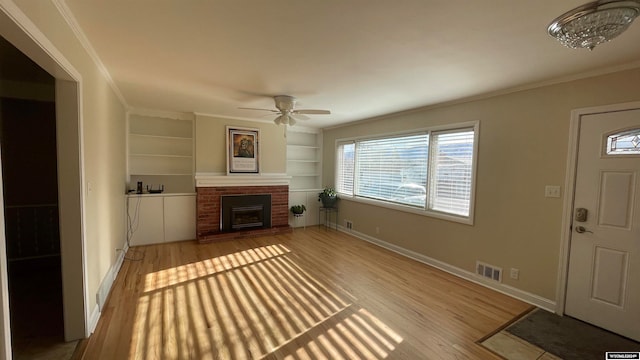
[606, 128, 640, 155]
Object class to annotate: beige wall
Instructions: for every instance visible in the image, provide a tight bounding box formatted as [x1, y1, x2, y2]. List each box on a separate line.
[323, 67, 640, 300]
[195, 114, 286, 174]
[12, 0, 128, 318]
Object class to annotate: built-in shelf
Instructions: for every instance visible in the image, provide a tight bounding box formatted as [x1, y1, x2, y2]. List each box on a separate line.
[129, 134, 192, 140]
[128, 112, 195, 193]
[287, 144, 320, 149]
[131, 173, 194, 176]
[289, 173, 320, 177]
[286, 129, 323, 228]
[289, 188, 322, 193]
[130, 153, 192, 157]
[286, 129, 322, 191]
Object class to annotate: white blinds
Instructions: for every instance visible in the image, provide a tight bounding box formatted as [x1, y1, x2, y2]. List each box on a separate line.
[429, 129, 474, 216]
[335, 126, 476, 219]
[355, 134, 428, 207]
[336, 142, 355, 195]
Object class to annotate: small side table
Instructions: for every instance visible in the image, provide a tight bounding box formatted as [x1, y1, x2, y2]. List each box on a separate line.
[318, 206, 338, 230]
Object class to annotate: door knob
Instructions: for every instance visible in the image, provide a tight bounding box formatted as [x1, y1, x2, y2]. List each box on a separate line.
[575, 226, 593, 234]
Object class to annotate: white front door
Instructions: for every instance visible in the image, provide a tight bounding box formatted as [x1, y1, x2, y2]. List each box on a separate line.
[565, 108, 640, 341]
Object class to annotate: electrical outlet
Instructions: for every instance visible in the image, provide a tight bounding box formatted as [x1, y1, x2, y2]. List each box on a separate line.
[345, 220, 353, 230]
[510, 268, 519, 280]
[375, 226, 380, 234]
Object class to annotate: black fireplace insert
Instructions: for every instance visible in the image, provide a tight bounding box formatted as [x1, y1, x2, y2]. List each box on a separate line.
[221, 194, 271, 231]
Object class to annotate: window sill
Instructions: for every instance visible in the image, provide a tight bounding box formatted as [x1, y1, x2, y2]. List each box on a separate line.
[338, 194, 474, 226]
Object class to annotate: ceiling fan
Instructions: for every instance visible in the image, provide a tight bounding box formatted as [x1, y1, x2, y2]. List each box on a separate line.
[240, 95, 330, 126]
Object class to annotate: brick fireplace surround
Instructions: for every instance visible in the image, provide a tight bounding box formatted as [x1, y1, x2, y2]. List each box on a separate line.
[196, 175, 292, 243]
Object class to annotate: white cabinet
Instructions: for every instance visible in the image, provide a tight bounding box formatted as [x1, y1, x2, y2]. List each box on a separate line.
[128, 196, 164, 246]
[164, 195, 196, 242]
[288, 190, 320, 227]
[128, 112, 195, 193]
[127, 194, 196, 246]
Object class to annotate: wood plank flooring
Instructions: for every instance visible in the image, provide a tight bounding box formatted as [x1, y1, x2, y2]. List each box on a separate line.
[82, 227, 531, 359]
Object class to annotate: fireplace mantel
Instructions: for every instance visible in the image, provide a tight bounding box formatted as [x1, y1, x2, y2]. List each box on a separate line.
[195, 173, 291, 187]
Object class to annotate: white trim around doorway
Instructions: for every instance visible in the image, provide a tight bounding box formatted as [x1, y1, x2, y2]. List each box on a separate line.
[0, 0, 90, 348]
[555, 100, 640, 315]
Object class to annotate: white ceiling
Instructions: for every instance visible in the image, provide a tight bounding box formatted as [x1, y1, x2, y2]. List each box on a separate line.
[62, 0, 640, 128]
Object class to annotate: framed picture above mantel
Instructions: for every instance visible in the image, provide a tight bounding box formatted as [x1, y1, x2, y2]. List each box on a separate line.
[226, 126, 260, 174]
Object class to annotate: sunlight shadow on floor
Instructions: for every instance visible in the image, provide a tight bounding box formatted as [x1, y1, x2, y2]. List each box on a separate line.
[134, 243, 404, 359]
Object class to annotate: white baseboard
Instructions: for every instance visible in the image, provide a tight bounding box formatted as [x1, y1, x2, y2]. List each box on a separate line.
[88, 305, 100, 335]
[88, 242, 129, 334]
[338, 226, 556, 312]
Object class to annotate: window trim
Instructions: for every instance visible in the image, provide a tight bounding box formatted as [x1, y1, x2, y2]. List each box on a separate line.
[335, 121, 479, 225]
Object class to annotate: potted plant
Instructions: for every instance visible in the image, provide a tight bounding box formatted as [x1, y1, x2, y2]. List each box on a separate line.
[290, 204, 306, 215]
[318, 186, 338, 208]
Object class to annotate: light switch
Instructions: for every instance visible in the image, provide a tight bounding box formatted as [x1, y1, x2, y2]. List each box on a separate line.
[545, 185, 561, 198]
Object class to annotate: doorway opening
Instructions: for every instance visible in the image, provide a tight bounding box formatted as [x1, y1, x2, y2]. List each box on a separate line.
[0, 36, 74, 358]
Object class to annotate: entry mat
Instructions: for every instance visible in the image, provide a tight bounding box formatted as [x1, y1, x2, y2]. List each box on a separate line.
[505, 309, 640, 360]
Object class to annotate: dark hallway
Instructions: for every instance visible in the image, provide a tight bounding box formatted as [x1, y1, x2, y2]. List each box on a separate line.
[0, 36, 75, 359]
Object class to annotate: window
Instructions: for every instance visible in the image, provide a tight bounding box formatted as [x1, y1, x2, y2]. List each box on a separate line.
[335, 123, 478, 222]
[606, 128, 640, 155]
[429, 129, 475, 216]
[355, 134, 429, 206]
[336, 142, 355, 195]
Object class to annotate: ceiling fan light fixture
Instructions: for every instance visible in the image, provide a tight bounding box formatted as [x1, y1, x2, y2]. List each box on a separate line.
[275, 113, 292, 126]
[241, 95, 330, 127]
[548, 0, 640, 50]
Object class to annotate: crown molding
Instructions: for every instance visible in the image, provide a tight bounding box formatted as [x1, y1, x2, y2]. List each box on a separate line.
[52, 0, 129, 108]
[0, 0, 81, 82]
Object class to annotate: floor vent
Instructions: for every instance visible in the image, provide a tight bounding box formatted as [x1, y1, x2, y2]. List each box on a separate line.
[476, 261, 502, 283]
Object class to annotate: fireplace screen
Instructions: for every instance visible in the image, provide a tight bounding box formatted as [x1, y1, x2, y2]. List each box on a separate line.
[231, 205, 264, 230]
[221, 194, 271, 231]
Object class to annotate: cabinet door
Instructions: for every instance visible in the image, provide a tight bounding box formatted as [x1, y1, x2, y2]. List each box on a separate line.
[288, 191, 321, 227]
[128, 196, 164, 246]
[164, 195, 196, 242]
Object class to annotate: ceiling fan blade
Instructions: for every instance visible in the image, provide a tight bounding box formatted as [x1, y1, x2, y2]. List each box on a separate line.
[293, 109, 331, 115]
[239, 107, 279, 113]
[289, 117, 297, 126]
[292, 114, 310, 121]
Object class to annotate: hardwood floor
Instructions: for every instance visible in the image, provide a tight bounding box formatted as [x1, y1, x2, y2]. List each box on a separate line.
[82, 227, 531, 359]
